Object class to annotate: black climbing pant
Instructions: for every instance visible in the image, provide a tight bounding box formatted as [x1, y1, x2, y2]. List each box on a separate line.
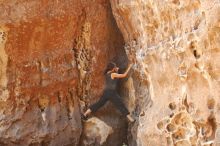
[89, 89, 129, 116]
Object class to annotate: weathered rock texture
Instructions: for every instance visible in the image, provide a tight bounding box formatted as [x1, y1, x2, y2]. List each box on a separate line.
[80, 117, 113, 146]
[1, 0, 220, 146]
[110, 0, 220, 145]
[0, 0, 127, 145]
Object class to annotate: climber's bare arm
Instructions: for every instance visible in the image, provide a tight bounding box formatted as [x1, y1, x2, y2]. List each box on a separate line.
[111, 64, 133, 79]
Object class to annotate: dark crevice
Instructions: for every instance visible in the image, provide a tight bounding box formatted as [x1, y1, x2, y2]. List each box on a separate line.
[57, 91, 61, 103]
[193, 49, 201, 59]
[101, 1, 130, 146]
[77, 0, 130, 146]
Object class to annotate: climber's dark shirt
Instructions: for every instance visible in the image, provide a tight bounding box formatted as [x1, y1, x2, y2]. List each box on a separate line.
[89, 72, 129, 116]
[105, 73, 118, 90]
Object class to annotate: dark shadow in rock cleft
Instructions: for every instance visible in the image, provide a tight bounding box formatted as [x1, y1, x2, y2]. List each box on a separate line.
[78, 1, 131, 146]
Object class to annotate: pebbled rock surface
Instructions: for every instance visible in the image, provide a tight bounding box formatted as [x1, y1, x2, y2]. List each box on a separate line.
[110, 0, 220, 145]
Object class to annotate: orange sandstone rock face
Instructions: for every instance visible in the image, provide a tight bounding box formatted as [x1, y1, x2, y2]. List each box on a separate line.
[110, 0, 220, 145]
[0, 0, 126, 145]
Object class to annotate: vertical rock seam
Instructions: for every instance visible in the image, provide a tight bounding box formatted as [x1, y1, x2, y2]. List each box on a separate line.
[73, 20, 93, 110]
[0, 26, 9, 102]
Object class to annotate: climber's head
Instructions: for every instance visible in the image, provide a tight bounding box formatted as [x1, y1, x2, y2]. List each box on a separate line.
[105, 62, 119, 74]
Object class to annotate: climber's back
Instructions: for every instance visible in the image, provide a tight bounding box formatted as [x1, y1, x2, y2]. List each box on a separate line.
[105, 73, 118, 91]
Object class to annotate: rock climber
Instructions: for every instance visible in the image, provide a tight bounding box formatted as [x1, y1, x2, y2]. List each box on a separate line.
[82, 62, 135, 122]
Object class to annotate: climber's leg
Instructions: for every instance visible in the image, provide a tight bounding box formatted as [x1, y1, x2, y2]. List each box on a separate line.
[83, 109, 92, 117]
[82, 92, 109, 120]
[110, 92, 135, 122]
[88, 91, 109, 113]
[110, 93, 129, 116]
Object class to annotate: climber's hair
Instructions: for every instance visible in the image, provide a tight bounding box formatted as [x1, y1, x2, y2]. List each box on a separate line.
[104, 62, 117, 74]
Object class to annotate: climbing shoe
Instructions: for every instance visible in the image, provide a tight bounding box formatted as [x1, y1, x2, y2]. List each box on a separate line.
[81, 114, 88, 121]
[129, 118, 136, 123]
[127, 114, 136, 123]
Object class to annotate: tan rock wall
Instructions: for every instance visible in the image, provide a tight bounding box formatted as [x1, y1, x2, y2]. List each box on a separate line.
[0, 26, 9, 102]
[110, 0, 220, 145]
